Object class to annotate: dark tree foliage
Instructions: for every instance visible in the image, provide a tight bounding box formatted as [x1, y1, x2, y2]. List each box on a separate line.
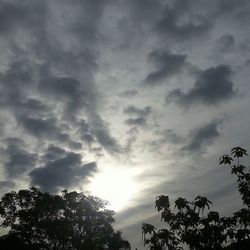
[0, 187, 130, 250]
[142, 147, 250, 250]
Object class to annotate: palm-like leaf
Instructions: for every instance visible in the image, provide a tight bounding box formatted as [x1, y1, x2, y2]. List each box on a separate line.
[142, 223, 155, 235]
[175, 197, 190, 211]
[155, 195, 170, 211]
[219, 154, 233, 165]
[193, 196, 212, 215]
[231, 165, 246, 176]
[231, 147, 248, 158]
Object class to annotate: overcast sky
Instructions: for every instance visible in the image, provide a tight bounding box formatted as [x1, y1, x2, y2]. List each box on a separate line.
[0, 0, 250, 249]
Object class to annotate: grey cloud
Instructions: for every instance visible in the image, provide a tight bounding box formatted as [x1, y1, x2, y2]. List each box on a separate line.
[0, 0, 47, 35]
[78, 117, 120, 154]
[123, 105, 152, 128]
[145, 50, 187, 85]
[118, 89, 138, 98]
[218, 0, 250, 13]
[150, 129, 184, 148]
[68, 0, 106, 43]
[182, 120, 222, 152]
[30, 150, 97, 192]
[68, 141, 82, 150]
[78, 119, 93, 145]
[3, 137, 37, 177]
[19, 117, 58, 138]
[17, 115, 74, 146]
[0, 59, 50, 123]
[166, 65, 236, 107]
[149, 129, 184, 153]
[163, 129, 184, 144]
[154, 0, 213, 41]
[127, 0, 163, 21]
[125, 117, 147, 127]
[87, 114, 121, 154]
[20, 98, 49, 116]
[216, 34, 235, 53]
[38, 75, 87, 114]
[0, 180, 15, 189]
[0, 59, 35, 108]
[43, 145, 67, 161]
[123, 105, 152, 117]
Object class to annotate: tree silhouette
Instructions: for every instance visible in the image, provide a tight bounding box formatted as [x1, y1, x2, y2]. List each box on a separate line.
[193, 196, 212, 215]
[142, 147, 250, 249]
[0, 187, 130, 250]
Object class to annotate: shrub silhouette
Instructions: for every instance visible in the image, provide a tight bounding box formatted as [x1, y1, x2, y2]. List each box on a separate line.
[142, 147, 250, 249]
[0, 187, 130, 250]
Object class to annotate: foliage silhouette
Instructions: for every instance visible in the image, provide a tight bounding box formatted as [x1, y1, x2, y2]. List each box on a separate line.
[0, 187, 130, 250]
[142, 147, 250, 249]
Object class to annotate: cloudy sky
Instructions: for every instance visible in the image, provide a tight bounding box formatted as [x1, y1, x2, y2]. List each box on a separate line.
[0, 0, 250, 248]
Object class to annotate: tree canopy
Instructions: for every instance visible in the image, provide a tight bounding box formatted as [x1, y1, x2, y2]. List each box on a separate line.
[0, 187, 130, 250]
[142, 147, 250, 250]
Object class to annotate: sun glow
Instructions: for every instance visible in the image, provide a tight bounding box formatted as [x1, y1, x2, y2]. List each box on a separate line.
[89, 166, 137, 211]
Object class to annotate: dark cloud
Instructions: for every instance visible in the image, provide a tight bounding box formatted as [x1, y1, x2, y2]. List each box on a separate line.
[123, 105, 152, 117]
[123, 105, 152, 128]
[163, 129, 184, 144]
[77, 117, 120, 154]
[0, 59, 36, 109]
[87, 114, 121, 154]
[38, 74, 87, 115]
[67, 0, 106, 43]
[166, 65, 236, 107]
[43, 145, 67, 162]
[218, 0, 249, 13]
[0, 180, 15, 189]
[118, 89, 138, 98]
[30, 150, 97, 192]
[3, 138, 37, 178]
[0, 0, 47, 35]
[18, 116, 62, 139]
[127, 0, 163, 22]
[145, 50, 187, 85]
[182, 120, 222, 152]
[216, 34, 235, 53]
[125, 117, 147, 127]
[149, 129, 184, 153]
[154, 0, 213, 41]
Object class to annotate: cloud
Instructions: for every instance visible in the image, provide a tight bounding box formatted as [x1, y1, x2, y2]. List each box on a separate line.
[166, 65, 236, 107]
[123, 105, 152, 127]
[182, 120, 223, 152]
[150, 129, 184, 150]
[38, 75, 87, 114]
[145, 50, 187, 85]
[123, 105, 152, 117]
[0, 59, 38, 111]
[154, 0, 213, 41]
[218, 0, 250, 13]
[216, 33, 235, 53]
[2, 137, 37, 178]
[30, 149, 97, 192]
[0, 0, 46, 35]
[43, 145, 67, 162]
[124, 117, 147, 126]
[87, 114, 121, 154]
[19, 117, 57, 137]
[118, 89, 138, 98]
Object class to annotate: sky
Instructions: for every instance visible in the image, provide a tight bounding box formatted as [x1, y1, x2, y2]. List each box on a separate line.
[0, 0, 250, 249]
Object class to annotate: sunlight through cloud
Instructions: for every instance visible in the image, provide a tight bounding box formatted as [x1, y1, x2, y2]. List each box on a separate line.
[89, 166, 137, 211]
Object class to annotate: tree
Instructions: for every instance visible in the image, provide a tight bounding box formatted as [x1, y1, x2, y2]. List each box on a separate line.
[0, 187, 130, 250]
[142, 147, 250, 249]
